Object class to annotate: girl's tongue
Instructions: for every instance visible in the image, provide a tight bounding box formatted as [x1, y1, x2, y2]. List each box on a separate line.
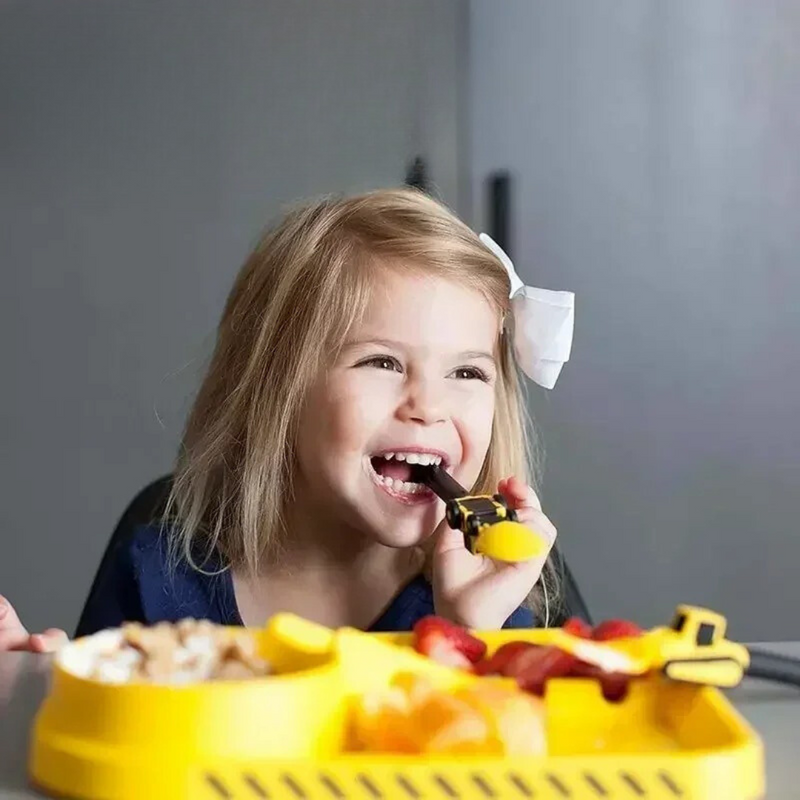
[371, 458, 412, 483]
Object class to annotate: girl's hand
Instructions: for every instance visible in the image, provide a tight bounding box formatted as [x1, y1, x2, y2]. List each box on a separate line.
[0, 596, 68, 653]
[431, 476, 557, 630]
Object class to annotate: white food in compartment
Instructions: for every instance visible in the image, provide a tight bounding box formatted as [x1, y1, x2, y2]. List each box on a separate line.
[57, 624, 270, 685]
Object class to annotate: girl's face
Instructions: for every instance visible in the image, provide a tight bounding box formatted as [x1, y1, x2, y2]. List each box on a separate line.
[295, 269, 500, 549]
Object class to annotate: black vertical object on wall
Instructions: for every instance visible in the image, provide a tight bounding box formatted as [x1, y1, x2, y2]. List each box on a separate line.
[488, 170, 512, 259]
[405, 156, 430, 195]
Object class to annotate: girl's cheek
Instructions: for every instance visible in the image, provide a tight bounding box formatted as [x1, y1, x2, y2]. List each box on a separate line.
[454, 389, 495, 472]
[324, 375, 396, 452]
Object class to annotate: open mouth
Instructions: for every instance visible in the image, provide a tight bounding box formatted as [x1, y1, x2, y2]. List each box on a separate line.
[367, 451, 447, 502]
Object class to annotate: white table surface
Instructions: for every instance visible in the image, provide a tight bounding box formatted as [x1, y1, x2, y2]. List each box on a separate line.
[1, 644, 798, 798]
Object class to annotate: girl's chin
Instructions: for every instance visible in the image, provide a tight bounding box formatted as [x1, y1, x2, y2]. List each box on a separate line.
[366, 524, 437, 551]
[351, 495, 442, 549]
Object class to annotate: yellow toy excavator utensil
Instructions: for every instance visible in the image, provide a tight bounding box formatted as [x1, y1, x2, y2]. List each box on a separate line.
[422, 465, 547, 563]
[546, 605, 754, 689]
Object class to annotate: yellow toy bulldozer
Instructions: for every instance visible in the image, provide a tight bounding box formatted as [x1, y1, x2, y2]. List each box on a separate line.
[547, 603, 800, 690]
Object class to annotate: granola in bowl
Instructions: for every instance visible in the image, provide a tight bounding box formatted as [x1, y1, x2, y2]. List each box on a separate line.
[57, 620, 271, 684]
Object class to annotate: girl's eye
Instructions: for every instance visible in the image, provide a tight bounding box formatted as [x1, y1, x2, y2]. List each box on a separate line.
[359, 355, 403, 373]
[450, 366, 490, 382]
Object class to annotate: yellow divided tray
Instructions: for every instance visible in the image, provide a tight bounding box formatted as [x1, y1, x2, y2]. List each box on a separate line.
[30, 615, 764, 800]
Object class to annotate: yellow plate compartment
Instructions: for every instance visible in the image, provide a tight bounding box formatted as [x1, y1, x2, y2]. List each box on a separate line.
[30, 616, 765, 800]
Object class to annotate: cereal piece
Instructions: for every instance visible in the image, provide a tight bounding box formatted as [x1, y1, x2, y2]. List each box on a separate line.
[213, 660, 260, 681]
[228, 629, 258, 657]
[91, 648, 143, 684]
[124, 622, 174, 656]
[221, 636, 268, 674]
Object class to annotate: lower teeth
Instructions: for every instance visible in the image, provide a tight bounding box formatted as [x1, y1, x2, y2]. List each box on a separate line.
[377, 476, 424, 494]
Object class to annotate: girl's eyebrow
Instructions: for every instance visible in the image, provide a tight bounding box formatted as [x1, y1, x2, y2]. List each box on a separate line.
[343, 339, 496, 365]
[342, 337, 403, 350]
[458, 350, 496, 365]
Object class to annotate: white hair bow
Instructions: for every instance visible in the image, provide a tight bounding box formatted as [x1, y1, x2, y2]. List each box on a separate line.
[479, 233, 575, 390]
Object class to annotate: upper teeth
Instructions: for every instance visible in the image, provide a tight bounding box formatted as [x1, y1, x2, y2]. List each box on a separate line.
[382, 452, 442, 466]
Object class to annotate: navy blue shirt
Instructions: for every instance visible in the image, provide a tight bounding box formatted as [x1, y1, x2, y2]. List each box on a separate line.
[76, 524, 536, 637]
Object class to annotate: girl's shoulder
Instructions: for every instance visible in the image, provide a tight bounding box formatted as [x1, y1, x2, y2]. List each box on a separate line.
[75, 524, 240, 637]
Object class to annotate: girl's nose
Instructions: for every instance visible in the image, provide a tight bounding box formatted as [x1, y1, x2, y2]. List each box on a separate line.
[396, 379, 447, 425]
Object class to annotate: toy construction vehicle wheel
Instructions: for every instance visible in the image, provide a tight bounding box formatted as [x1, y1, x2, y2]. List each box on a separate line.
[493, 493, 509, 509]
[465, 516, 483, 540]
[492, 494, 518, 522]
[446, 502, 463, 530]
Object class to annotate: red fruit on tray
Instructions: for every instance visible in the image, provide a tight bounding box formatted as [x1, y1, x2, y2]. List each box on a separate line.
[413, 617, 488, 668]
[599, 674, 631, 702]
[570, 661, 632, 702]
[474, 641, 538, 676]
[412, 616, 640, 702]
[506, 646, 577, 696]
[591, 619, 643, 641]
[562, 617, 593, 638]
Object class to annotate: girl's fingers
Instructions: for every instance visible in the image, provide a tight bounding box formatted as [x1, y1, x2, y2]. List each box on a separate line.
[28, 629, 69, 654]
[0, 595, 25, 631]
[515, 507, 558, 549]
[500, 476, 542, 512]
[0, 595, 30, 651]
[0, 630, 32, 651]
[499, 477, 557, 550]
[0, 598, 67, 653]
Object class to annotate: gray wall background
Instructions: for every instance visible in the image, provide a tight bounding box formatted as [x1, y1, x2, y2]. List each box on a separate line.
[2, 0, 798, 642]
[470, 0, 800, 640]
[0, 0, 465, 633]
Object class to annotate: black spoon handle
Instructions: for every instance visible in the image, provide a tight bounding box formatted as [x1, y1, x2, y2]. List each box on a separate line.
[747, 648, 800, 688]
[423, 465, 468, 502]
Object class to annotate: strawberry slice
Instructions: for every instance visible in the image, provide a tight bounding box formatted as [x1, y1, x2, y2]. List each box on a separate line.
[505, 646, 577, 696]
[474, 641, 539, 676]
[563, 617, 593, 638]
[413, 617, 487, 668]
[591, 619, 643, 641]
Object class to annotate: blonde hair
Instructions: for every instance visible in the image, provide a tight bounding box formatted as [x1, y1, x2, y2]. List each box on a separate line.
[165, 188, 559, 619]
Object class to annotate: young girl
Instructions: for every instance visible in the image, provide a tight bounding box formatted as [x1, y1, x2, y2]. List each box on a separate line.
[0, 188, 578, 653]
